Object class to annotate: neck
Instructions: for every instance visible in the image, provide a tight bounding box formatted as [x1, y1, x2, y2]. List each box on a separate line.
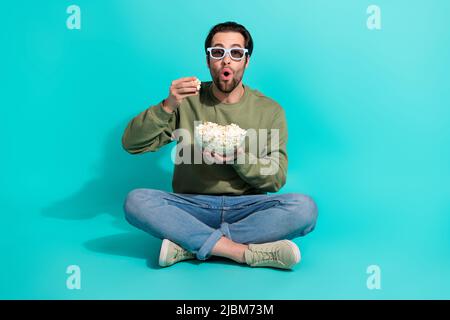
[211, 81, 245, 104]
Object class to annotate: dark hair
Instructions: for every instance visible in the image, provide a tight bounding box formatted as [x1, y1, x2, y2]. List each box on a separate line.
[204, 21, 253, 62]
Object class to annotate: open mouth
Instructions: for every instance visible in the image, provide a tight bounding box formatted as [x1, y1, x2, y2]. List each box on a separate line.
[221, 68, 233, 80]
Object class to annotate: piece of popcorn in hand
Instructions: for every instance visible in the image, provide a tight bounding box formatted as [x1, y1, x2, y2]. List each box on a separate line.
[195, 78, 201, 91]
[194, 121, 247, 156]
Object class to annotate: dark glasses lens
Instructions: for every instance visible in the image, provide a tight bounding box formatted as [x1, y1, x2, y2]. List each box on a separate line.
[230, 49, 245, 59]
[209, 47, 246, 60]
[211, 48, 225, 58]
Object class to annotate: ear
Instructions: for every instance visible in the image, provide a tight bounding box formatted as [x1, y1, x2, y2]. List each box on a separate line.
[245, 55, 250, 68]
[206, 55, 210, 69]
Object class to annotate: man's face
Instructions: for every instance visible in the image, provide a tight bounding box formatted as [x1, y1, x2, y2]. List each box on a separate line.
[207, 32, 250, 93]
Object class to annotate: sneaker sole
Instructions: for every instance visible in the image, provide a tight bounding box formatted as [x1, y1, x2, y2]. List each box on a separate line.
[159, 239, 170, 267]
[283, 240, 301, 264]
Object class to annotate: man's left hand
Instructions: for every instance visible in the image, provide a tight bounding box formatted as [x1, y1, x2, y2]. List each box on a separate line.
[203, 147, 244, 164]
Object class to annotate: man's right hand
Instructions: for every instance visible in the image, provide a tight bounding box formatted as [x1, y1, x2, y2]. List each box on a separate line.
[162, 76, 200, 113]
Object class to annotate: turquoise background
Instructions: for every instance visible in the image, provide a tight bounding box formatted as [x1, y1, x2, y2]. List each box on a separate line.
[1, 0, 449, 299]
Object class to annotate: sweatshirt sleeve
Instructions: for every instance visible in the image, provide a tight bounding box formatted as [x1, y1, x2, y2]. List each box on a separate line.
[231, 107, 288, 193]
[122, 100, 178, 154]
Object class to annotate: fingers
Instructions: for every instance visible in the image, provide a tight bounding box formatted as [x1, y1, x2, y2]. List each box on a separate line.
[175, 91, 199, 99]
[218, 154, 234, 162]
[202, 149, 216, 164]
[172, 76, 197, 86]
[177, 86, 198, 94]
[174, 79, 200, 89]
[169, 83, 199, 103]
[165, 76, 200, 110]
[171, 77, 201, 98]
[202, 149, 235, 163]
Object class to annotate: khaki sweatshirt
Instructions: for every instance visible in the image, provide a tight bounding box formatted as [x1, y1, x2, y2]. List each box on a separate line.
[122, 81, 288, 195]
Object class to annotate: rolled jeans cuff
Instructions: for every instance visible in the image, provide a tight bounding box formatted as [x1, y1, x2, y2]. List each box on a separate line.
[196, 222, 232, 260]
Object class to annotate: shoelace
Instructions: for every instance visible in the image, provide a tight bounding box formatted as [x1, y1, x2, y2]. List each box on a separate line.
[172, 247, 192, 260]
[252, 249, 279, 262]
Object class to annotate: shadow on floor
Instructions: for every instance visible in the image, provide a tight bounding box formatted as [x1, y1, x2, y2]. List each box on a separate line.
[42, 124, 172, 224]
[84, 232, 261, 270]
[42, 123, 173, 265]
[84, 231, 163, 269]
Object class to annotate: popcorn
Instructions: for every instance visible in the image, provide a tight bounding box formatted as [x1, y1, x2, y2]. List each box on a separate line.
[194, 121, 247, 156]
[195, 78, 201, 91]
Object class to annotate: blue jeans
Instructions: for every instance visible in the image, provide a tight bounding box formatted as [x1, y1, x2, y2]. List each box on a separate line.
[124, 189, 318, 260]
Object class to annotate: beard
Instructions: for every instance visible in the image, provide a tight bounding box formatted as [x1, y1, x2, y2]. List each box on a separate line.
[212, 71, 243, 93]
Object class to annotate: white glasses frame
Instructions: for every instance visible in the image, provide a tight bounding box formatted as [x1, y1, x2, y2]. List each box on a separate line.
[206, 47, 249, 61]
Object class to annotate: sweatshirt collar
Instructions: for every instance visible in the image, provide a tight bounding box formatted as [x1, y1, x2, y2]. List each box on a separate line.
[207, 81, 249, 107]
